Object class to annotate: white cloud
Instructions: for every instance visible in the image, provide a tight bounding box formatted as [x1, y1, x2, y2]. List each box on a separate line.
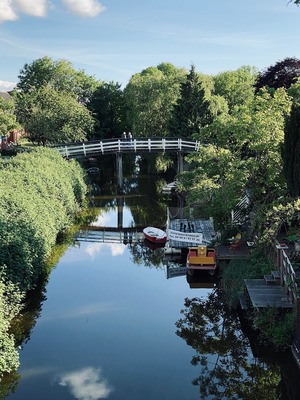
[0, 0, 106, 23]
[12, 0, 48, 17]
[59, 367, 113, 400]
[0, 80, 17, 91]
[61, 0, 106, 17]
[91, 213, 112, 227]
[0, 1, 18, 23]
[85, 243, 125, 259]
[41, 301, 123, 322]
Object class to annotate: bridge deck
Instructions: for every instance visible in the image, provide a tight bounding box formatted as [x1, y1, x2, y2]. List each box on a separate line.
[53, 138, 200, 158]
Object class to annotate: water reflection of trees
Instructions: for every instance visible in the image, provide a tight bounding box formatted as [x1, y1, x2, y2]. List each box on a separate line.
[175, 288, 281, 399]
[129, 242, 165, 269]
[0, 370, 21, 399]
[0, 276, 48, 400]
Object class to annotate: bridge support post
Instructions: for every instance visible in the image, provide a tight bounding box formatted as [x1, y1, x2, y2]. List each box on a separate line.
[117, 196, 124, 229]
[177, 194, 184, 219]
[177, 152, 184, 175]
[116, 153, 124, 193]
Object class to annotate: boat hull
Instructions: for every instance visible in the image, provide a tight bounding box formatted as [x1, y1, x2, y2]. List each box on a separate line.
[143, 227, 167, 244]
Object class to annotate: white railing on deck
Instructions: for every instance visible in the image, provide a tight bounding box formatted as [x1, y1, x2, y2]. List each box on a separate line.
[53, 138, 200, 158]
[281, 249, 298, 304]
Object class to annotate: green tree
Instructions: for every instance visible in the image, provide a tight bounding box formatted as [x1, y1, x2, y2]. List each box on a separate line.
[14, 57, 98, 144]
[16, 87, 94, 144]
[0, 96, 19, 136]
[124, 62, 186, 137]
[283, 101, 300, 197]
[17, 56, 98, 104]
[180, 86, 291, 229]
[169, 64, 212, 138]
[213, 66, 257, 112]
[247, 87, 292, 204]
[88, 81, 128, 139]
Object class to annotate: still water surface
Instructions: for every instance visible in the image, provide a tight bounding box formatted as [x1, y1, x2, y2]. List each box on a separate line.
[4, 173, 300, 399]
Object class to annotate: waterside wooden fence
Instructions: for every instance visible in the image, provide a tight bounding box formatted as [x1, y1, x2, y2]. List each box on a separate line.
[279, 243, 300, 304]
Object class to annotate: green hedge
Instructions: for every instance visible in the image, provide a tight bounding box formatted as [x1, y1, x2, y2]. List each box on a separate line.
[0, 147, 87, 290]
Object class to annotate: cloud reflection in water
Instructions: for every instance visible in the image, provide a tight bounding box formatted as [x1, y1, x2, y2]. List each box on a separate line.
[85, 243, 126, 259]
[59, 367, 113, 400]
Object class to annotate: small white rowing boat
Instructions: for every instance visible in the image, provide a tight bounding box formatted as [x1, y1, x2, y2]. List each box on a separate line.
[143, 226, 167, 244]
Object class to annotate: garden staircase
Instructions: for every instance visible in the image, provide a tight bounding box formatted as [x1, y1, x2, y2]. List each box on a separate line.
[264, 270, 281, 285]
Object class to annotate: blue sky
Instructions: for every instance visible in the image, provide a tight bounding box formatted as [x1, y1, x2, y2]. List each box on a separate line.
[0, 0, 300, 91]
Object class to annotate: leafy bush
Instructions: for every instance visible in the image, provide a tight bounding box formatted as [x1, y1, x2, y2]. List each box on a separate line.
[0, 147, 87, 290]
[221, 252, 273, 308]
[254, 308, 296, 348]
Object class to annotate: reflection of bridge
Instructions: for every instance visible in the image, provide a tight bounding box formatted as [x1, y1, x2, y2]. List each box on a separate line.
[54, 138, 200, 192]
[75, 226, 145, 244]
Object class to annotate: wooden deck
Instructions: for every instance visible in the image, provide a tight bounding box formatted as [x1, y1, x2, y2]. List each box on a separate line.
[168, 218, 216, 248]
[216, 243, 252, 260]
[244, 279, 293, 308]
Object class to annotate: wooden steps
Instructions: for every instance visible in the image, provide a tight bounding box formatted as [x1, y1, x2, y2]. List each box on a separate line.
[264, 270, 281, 285]
[239, 293, 249, 310]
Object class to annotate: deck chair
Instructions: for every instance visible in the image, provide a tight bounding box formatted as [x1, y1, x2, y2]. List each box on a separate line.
[229, 233, 242, 252]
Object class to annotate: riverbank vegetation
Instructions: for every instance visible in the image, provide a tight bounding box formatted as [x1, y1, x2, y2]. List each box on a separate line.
[0, 147, 87, 377]
[221, 256, 297, 348]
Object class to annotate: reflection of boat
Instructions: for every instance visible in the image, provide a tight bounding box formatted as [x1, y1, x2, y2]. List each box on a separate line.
[186, 271, 216, 288]
[186, 245, 217, 274]
[143, 227, 167, 244]
[162, 181, 178, 195]
[86, 167, 100, 174]
[144, 239, 166, 250]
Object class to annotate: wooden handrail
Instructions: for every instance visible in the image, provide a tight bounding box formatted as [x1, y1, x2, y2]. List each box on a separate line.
[52, 138, 200, 158]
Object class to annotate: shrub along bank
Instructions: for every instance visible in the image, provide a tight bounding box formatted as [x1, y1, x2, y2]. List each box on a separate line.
[0, 147, 87, 377]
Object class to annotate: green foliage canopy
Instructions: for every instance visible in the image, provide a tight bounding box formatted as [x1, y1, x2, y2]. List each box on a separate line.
[180, 84, 291, 228]
[213, 65, 257, 112]
[17, 56, 98, 104]
[284, 101, 300, 197]
[124, 62, 186, 137]
[14, 56, 98, 144]
[169, 64, 212, 138]
[0, 97, 19, 137]
[15, 87, 95, 144]
[88, 81, 128, 139]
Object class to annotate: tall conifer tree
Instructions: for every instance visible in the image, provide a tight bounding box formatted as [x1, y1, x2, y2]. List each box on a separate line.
[169, 65, 212, 138]
[284, 102, 300, 197]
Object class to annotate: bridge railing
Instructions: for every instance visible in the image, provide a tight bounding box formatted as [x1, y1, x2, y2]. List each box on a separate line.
[54, 138, 200, 158]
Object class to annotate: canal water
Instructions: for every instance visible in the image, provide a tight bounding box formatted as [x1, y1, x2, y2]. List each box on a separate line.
[3, 165, 300, 399]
